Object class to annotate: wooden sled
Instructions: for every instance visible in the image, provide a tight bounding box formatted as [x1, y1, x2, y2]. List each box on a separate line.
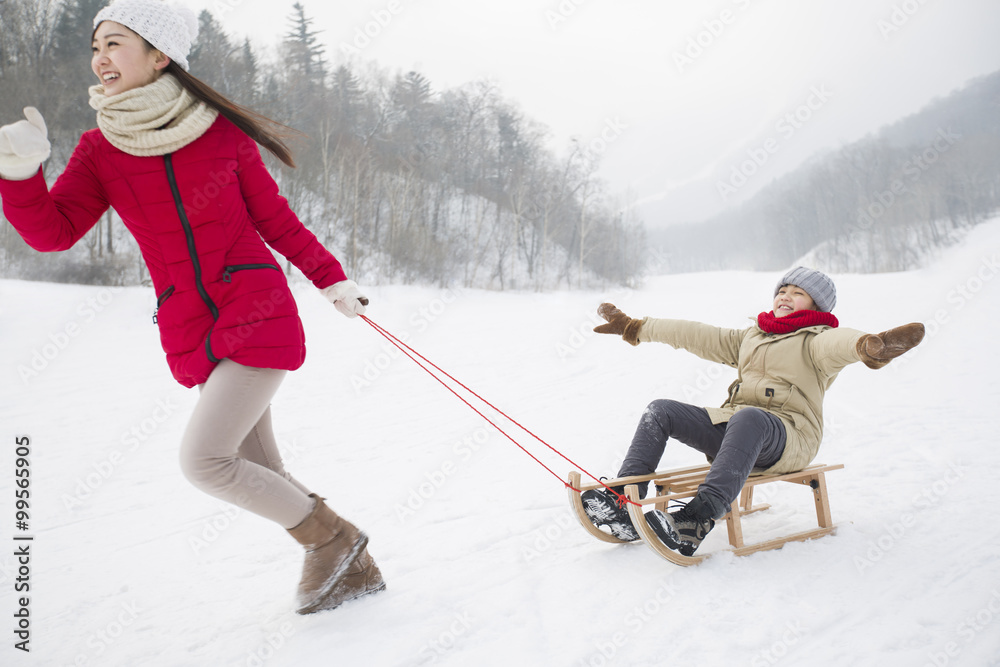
[568, 463, 843, 566]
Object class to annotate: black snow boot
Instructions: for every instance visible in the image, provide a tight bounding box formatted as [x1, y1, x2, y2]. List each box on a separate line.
[644, 493, 719, 556]
[581, 485, 639, 542]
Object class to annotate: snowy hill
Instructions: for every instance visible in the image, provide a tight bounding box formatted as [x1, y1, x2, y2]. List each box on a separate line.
[1, 219, 999, 667]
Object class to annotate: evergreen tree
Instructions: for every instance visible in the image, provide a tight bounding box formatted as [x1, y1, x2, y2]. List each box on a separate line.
[234, 38, 259, 106]
[188, 11, 236, 94]
[284, 2, 327, 90]
[330, 64, 363, 137]
[280, 1, 329, 162]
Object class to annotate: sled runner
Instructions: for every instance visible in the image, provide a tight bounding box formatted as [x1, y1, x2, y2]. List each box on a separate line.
[568, 462, 843, 566]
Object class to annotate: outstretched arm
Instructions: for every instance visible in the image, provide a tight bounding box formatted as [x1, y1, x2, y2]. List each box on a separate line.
[810, 322, 925, 375]
[235, 131, 368, 317]
[593, 302, 743, 366]
[236, 132, 347, 289]
[0, 110, 107, 252]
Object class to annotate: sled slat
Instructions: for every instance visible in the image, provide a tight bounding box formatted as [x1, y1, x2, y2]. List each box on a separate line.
[726, 497, 745, 548]
[731, 526, 838, 557]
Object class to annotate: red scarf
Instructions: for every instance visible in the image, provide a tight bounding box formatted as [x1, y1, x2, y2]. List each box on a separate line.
[757, 309, 839, 334]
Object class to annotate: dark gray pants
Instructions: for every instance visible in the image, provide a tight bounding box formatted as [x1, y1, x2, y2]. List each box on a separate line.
[617, 399, 786, 518]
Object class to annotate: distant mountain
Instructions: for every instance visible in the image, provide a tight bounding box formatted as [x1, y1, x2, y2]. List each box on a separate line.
[650, 70, 1000, 274]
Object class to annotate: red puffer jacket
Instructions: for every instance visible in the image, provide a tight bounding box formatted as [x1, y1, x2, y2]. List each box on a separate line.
[0, 115, 347, 387]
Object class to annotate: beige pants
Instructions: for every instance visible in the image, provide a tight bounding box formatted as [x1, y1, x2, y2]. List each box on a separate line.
[179, 359, 315, 529]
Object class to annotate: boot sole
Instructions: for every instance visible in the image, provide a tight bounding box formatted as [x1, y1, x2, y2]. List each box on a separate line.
[644, 511, 687, 553]
[581, 492, 640, 542]
[303, 579, 387, 614]
[296, 532, 369, 615]
[645, 511, 705, 557]
[340, 580, 387, 608]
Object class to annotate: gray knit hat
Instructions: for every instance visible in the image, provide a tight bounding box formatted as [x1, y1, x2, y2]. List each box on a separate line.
[94, 0, 198, 71]
[774, 267, 837, 312]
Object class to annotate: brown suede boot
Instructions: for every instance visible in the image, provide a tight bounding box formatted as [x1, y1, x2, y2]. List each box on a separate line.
[320, 546, 386, 609]
[856, 322, 926, 369]
[288, 494, 371, 614]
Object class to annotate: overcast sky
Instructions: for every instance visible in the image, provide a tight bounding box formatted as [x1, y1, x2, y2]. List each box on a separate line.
[187, 0, 1000, 228]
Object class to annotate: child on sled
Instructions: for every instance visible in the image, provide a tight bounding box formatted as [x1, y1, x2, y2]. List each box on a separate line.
[582, 267, 924, 556]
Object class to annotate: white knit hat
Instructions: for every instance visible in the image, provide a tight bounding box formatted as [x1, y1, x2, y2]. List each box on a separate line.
[775, 267, 837, 312]
[94, 0, 198, 71]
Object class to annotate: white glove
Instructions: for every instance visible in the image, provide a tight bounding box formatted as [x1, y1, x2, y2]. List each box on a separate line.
[0, 107, 51, 181]
[321, 280, 369, 318]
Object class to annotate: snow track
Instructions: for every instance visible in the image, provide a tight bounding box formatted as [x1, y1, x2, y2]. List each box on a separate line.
[2, 220, 999, 666]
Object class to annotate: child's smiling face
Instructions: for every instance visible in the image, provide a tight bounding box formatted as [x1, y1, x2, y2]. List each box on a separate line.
[773, 284, 816, 317]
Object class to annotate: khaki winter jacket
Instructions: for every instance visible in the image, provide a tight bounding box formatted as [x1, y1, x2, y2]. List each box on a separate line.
[638, 317, 864, 474]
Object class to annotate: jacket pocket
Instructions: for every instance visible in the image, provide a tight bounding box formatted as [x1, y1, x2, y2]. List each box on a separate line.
[153, 285, 175, 324]
[223, 264, 280, 282]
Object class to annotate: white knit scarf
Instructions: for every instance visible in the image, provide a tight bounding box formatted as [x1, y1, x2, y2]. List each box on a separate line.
[88, 73, 219, 156]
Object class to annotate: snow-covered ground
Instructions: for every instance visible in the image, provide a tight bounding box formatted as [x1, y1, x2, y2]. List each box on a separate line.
[2, 219, 999, 667]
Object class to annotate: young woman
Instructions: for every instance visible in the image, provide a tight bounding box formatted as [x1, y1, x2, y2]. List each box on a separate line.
[0, 0, 384, 614]
[582, 267, 925, 556]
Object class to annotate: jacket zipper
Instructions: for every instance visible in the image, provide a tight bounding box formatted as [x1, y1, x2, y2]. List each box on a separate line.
[223, 264, 280, 282]
[164, 154, 220, 362]
[152, 285, 175, 324]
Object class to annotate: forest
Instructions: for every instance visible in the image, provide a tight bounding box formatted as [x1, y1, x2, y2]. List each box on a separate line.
[2, 1, 997, 286]
[0, 0, 647, 289]
[651, 69, 1000, 274]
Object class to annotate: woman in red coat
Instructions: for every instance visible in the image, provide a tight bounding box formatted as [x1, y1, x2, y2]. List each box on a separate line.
[0, 0, 383, 615]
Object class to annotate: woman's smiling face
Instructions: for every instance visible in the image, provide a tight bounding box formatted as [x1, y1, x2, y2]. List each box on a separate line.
[91, 21, 169, 95]
[773, 284, 816, 317]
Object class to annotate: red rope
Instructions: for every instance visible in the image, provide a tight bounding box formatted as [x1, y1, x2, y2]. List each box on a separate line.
[358, 314, 638, 507]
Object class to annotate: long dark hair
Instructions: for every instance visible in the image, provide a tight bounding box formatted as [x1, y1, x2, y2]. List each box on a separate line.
[164, 62, 300, 168]
[91, 24, 301, 167]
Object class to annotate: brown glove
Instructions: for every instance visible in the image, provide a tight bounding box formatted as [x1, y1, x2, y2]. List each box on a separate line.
[593, 303, 643, 346]
[856, 322, 925, 369]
